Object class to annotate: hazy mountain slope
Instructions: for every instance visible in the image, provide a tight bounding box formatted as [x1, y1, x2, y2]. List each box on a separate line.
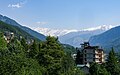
[0, 14, 46, 40]
[0, 15, 20, 27]
[33, 25, 116, 47]
[0, 21, 35, 39]
[20, 26, 46, 40]
[89, 26, 120, 52]
[59, 29, 105, 47]
[62, 44, 76, 53]
[59, 25, 116, 47]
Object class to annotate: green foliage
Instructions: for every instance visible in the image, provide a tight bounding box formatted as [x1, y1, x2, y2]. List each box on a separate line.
[0, 21, 36, 40]
[62, 44, 76, 53]
[106, 48, 120, 75]
[89, 63, 110, 75]
[1, 35, 85, 75]
[2, 33, 120, 75]
[75, 50, 83, 65]
[36, 36, 64, 75]
[7, 38, 25, 57]
[0, 32, 7, 49]
[73, 68, 85, 75]
[0, 54, 43, 75]
[20, 38, 28, 50]
[89, 48, 120, 75]
[28, 40, 39, 58]
[61, 53, 76, 75]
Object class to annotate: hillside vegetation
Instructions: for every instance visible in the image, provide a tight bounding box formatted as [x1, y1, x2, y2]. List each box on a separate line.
[0, 21, 36, 40]
[0, 15, 46, 41]
[0, 34, 84, 75]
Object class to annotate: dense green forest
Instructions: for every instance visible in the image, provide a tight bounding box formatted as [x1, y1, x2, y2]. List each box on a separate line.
[0, 32, 84, 75]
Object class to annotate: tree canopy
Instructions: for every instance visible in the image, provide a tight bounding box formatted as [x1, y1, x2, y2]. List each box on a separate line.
[0, 35, 84, 75]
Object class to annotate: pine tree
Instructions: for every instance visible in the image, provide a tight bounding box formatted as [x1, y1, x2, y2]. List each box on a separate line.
[89, 63, 110, 75]
[106, 48, 120, 75]
[0, 32, 7, 49]
[29, 40, 39, 58]
[36, 36, 65, 75]
[75, 50, 83, 65]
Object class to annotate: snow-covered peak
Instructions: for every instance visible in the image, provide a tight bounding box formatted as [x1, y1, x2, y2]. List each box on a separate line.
[82, 25, 117, 31]
[32, 25, 118, 37]
[33, 27, 78, 36]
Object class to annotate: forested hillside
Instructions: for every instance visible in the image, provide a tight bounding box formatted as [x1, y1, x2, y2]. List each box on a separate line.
[0, 14, 46, 41]
[0, 34, 84, 75]
[89, 26, 120, 52]
[0, 21, 36, 40]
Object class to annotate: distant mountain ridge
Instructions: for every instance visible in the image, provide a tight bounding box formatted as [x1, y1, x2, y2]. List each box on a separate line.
[59, 29, 106, 47]
[33, 25, 115, 37]
[33, 25, 117, 47]
[33, 27, 78, 36]
[89, 25, 120, 52]
[1, 14, 119, 50]
[0, 14, 46, 41]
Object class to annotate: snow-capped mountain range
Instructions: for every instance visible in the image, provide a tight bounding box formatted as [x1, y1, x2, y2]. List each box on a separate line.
[32, 25, 117, 37]
[32, 25, 118, 47]
[33, 27, 78, 36]
[81, 25, 116, 31]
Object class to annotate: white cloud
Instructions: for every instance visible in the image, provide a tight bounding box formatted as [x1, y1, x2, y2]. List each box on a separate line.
[8, 0, 27, 8]
[36, 22, 48, 25]
[8, 3, 22, 8]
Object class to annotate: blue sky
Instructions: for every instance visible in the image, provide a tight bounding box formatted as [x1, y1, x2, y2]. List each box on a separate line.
[0, 0, 120, 29]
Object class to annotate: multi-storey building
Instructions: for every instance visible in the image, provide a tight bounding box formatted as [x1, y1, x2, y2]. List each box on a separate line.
[80, 42, 105, 64]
